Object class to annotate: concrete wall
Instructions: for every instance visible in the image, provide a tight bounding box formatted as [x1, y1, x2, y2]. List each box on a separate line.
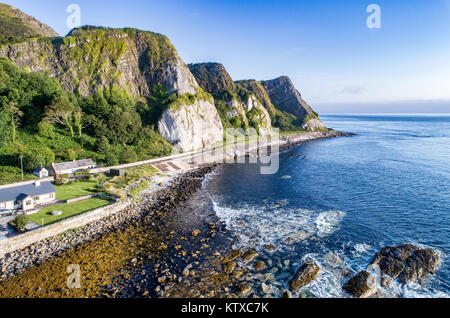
[0, 200, 131, 259]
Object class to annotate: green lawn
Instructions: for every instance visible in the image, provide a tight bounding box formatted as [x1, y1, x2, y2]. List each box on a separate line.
[28, 198, 111, 226]
[55, 180, 98, 201]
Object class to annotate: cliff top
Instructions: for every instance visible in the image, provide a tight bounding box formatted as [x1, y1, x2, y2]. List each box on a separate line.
[0, 3, 58, 44]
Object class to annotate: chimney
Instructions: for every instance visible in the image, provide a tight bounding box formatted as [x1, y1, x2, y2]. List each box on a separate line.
[35, 181, 41, 187]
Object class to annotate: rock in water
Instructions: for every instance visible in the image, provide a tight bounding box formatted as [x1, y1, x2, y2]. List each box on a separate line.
[223, 262, 236, 274]
[242, 250, 258, 264]
[378, 256, 405, 279]
[236, 283, 252, 297]
[343, 270, 377, 298]
[371, 245, 440, 285]
[399, 248, 440, 284]
[288, 261, 321, 291]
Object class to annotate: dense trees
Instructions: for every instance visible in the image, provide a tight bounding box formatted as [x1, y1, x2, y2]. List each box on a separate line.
[0, 57, 173, 181]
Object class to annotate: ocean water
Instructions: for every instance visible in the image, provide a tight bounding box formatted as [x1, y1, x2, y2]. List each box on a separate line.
[202, 114, 450, 298]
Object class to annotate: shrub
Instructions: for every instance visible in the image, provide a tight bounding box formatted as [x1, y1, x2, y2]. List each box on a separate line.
[13, 215, 29, 231]
[54, 177, 68, 185]
[65, 149, 77, 161]
[23, 146, 55, 172]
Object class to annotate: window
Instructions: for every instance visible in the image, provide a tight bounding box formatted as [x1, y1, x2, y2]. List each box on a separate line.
[0, 203, 6, 208]
[26, 200, 32, 206]
[34, 196, 40, 201]
[49, 193, 54, 199]
[14, 200, 19, 205]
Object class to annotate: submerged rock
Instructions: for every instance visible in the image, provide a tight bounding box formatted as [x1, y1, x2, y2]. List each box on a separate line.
[288, 261, 321, 291]
[236, 283, 252, 297]
[242, 250, 259, 264]
[343, 270, 377, 298]
[223, 262, 236, 274]
[223, 249, 242, 263]
[254, 261, 267, 271]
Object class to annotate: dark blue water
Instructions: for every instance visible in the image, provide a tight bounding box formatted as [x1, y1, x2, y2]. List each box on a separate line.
[203, 114, 450, 298]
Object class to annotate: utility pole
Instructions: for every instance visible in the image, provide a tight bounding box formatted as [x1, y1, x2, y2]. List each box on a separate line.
[20, 156, 24, 181]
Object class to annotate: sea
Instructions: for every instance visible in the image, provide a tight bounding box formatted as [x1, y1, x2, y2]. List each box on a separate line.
[198, 114, 450, 298]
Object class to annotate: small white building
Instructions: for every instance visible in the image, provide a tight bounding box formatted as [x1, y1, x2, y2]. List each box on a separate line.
[0, 181, 56, 212]
[33, 167, 49, 178]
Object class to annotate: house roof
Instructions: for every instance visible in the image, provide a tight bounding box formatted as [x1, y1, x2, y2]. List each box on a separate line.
[51, 159, 96, 172]
[34, 167, 47, 173]
[0, 182, 55, 203]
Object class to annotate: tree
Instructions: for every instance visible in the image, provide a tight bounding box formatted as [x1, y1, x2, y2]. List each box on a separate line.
[6, 100, 23, 142]
[95, 136, 110, 155]
[43, 95, 76, 137]
[65, 149, 77, 161]
[37, 122, 55, 139]
[23, 146, 55, 171]
[108, 109, 142, 144]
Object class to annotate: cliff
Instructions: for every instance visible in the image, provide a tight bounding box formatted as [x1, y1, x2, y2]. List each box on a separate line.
[189, 63, 272, 136]
[0, 25, 223, 152]
[190, 63, 326, 132]
[0, 3, 58, 44]
[261, 76, 326, 130]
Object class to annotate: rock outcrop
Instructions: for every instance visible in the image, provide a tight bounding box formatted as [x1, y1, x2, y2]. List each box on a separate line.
[261, 76, 326, 131]
[370, 244, 440, 284]
[343, 270, 377, 298]
[288, 261, 321, 291]
[189, 62, 272, 136]
[188, 62, 236, 94]
[158, 97, 223, 152]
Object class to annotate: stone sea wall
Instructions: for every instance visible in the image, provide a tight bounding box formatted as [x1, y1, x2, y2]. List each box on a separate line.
[0, 200, 131, 258]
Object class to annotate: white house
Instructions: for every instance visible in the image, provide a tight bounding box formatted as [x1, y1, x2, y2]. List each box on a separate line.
[0, 181, 56, 213]
[33, 167, 49, 178]
[48, 159, 97, 177]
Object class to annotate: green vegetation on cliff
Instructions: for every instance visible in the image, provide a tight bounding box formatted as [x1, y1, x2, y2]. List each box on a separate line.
[0, 3, 57, 45]
[0, 57, 173, 184]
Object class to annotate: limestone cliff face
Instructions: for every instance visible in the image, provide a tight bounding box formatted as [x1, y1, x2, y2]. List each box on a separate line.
[158, 98, 223, 152]
[261, 76, 326, 130]
[0, 25, 224, 152]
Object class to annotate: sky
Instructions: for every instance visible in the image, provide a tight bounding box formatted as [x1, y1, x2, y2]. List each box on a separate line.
[4, 0, 450, 113]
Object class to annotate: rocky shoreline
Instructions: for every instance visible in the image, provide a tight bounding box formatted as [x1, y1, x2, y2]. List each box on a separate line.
[0, 130, 358, 298]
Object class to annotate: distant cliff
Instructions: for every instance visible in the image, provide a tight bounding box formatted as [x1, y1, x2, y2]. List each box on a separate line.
[189, 63, 272, 136]
[190, 63, 326, 132]
[0, 3, 58, 44]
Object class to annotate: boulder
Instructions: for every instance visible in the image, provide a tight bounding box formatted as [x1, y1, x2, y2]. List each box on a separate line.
[242, 250, 258, 264]
[343, 270, 377, 298]
[236, 283, 252, 297]
[288, 261, 321, 291]
[223, 261, 236, 274]
[378, 256, 405, 279]
[399, 248, 440, 284]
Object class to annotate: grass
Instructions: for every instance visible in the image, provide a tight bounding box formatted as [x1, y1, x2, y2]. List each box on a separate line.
[28, 198, 110, 226]
[55, 180, 98, 201]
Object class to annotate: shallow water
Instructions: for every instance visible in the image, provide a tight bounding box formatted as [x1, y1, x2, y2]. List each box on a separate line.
[201, 114, 450, 298]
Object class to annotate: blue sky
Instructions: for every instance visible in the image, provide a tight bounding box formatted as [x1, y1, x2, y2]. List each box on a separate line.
[5, 0, 450, 112]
